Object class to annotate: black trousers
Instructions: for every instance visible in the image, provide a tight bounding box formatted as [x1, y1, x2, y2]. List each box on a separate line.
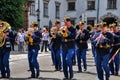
[41, 41, 48, 52]
[0, 55, 5, 77]
[10, 41, 14, 51]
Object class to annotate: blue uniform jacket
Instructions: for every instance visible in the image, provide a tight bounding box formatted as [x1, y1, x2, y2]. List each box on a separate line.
[90, 30, 101, 46]
[95, 32, 114, 56]
[76, 29, 90, 50]
[28, 30, 42, 50]
[61, 26, 76, 50]
[50, 32, 62, 50]
[0, 35, 11, 55]
[111, 31, 120, 54]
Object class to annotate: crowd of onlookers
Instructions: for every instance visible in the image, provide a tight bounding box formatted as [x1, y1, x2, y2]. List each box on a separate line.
[10, 27, 50, 53]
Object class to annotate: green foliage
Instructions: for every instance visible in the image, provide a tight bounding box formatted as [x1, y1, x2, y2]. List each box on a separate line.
[0, 0, 27, 29]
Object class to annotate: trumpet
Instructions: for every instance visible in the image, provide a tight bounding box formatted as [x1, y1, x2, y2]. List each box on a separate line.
[76, 25, 85, 40]
[50, 27, 57, 39]
[59, 26, 68, 37]
[25, 27, 34, 45]
[51, 32, 56, 39]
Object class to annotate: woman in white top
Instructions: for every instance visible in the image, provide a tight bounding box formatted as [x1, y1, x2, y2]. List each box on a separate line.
[16, 29, 25, 51]
[41, 27, 49, 53]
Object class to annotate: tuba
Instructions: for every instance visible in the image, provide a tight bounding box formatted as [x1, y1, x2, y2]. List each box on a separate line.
[0, 20, 10, 47]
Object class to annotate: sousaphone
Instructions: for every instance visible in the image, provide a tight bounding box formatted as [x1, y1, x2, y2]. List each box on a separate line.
[0, 21, 10, 47]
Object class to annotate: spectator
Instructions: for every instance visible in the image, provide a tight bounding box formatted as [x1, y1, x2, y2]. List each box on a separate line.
[9, 27, 15, 51]
[16, 29, 25, 52]
[41, 27, 49, 53]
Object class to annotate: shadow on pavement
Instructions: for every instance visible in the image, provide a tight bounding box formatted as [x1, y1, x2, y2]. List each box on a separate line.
[84, 71, 97, 76]
[11, 51, 27, 55]
[39, 77, 61, 80]
[40, 69, 56, 73]
[74, 71, 97, 76]
[3, 77, 61, 80]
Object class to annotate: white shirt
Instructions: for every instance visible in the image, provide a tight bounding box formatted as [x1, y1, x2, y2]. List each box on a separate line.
[17, 32, 24, 42]
[42, 32, 49, 41]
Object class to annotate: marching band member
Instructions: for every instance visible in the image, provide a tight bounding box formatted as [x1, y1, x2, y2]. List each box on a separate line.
[108, 24, 114, 33]
[109, 24, 120, 76]
[54, 20, 62, 71]
[94, 22, 114, 80]
[90, 24, 101, 57]
[75, 21, 90, 72]
[49, 27, 55, 66]
[27, 22, 42, 78]
[50, 21, 62, 71]
[61, 17, 76, 80]
[72, 24, 81, 66]
[2, 30, 11, 78]
[0, 20, 3, 78]
[0, 20, 11, 78]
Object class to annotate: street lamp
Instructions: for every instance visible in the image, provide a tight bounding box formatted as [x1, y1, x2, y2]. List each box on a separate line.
[97, 0, 100, 23]
[37, 0, 40, 28]
[49, 20, 52, 32]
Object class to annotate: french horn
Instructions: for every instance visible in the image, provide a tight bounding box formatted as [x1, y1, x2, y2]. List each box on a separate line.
[87, 25, 93, 32]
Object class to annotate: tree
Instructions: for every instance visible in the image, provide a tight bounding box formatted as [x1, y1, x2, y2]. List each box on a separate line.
[0, 0, 27, 29]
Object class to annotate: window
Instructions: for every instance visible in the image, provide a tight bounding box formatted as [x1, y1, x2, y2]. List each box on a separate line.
[55, 1, 61, 19]
[56, 5, 60, 19]
[87, 19, 94, 26]
[107, 0, 117, 9]
[87, 0, 95, 10]
[30, 3, 35, 15]
[68, 2, 75, 11]
[43, 3, 49, 17]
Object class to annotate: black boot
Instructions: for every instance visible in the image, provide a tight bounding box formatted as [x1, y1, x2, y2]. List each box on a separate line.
[1, 73, 6, 78]
[84, 67, 87, 71]
[70, 73, 73, 79]
[36, 71, 39, 78]
[106, 77, 109, 80]
[115, 72, 118, 76]
[6, 73, 10, 78]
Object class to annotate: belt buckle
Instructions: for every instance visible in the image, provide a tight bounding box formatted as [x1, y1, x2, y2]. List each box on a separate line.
[80, 40, 82, 43]
[65, 39, 67, 42]
[99, 44, 103, 48]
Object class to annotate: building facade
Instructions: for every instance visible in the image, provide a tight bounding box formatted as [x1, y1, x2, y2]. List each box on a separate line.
[27, 0, 120, 28]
